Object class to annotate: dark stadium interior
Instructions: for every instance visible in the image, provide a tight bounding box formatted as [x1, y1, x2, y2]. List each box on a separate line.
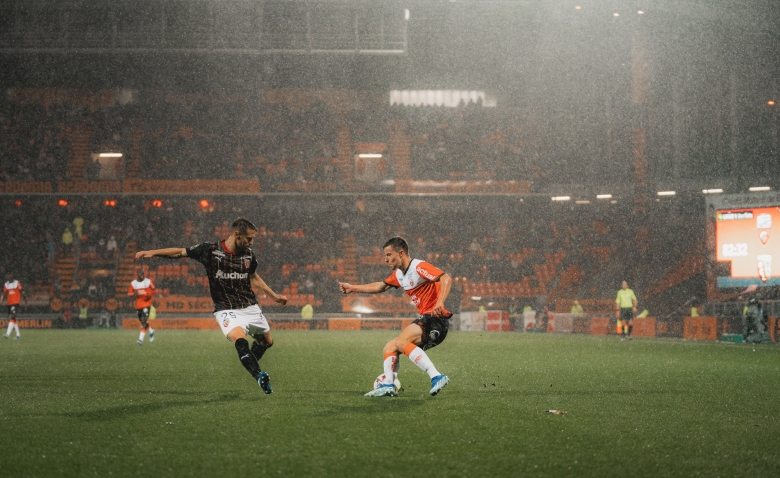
[1, 0, 779, 320]
[4, 4, 780, 477]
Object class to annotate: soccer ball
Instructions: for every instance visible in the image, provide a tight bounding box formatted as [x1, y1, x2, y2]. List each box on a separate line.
[374, 373, 401, 392]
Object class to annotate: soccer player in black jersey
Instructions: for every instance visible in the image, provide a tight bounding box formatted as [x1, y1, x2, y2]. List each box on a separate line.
[135, 218, 287, 393]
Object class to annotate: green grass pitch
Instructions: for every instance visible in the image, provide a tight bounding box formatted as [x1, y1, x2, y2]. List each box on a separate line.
[1, 330, 778, 477]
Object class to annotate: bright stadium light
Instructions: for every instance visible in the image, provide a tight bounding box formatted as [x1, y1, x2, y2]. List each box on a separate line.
[351, 304, 374, 314]
[405, 9, 410, 20]
[575, 200, 591, 204]
[657, 191, 676, 196]
[551, 196, 571, 201]
[596, 194, 612, 199]
[702, 189, 724, 194]
[358, 153, 383, 159]
[98, 152, 123, 158]
[749, 186, 771, 192]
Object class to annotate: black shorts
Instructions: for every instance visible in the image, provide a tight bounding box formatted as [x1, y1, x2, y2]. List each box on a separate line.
[7, 305, 17, 316]
[619, 308, 634, 322]
[415, 314, 450, 351]
[137, 307, 150, 320]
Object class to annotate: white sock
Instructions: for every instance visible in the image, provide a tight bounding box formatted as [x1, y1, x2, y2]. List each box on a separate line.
[14, 323, 19, 336]
[393, 357, 400, 383]
[407, 346, 440, 379]
[382, 355, 397, 385]
[5, 322, 13, 336]
[139, 330, 146, 341]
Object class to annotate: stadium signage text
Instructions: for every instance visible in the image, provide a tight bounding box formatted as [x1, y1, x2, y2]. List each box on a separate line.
[0, 182, 52, 193]
[58, 181, 122, 193]
[155, 297, 215, 313]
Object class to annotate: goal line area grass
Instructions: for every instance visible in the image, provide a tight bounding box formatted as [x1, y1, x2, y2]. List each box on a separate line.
[0, 330, 778, 477]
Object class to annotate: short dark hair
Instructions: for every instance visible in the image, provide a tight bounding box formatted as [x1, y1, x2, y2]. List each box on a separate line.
[383, 236, 408, 254]
[232, 218, 258, 235]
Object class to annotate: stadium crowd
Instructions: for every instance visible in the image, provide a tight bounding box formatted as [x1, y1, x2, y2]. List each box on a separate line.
[0, 195, 705, 316]
[0, 89, 707, 317]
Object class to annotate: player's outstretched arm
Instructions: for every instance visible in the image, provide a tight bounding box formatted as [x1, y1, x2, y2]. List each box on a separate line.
[135, 248, 188, 260]
[338, 281, 390, 295]
[431, 273, 452, 316]
[251, 272, 288, 305]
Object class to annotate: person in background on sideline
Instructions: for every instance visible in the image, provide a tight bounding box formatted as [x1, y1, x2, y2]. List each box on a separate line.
[2, 273, 26, 339]
[301, 303, 313, 320]
[128, 269, 156, 345]
[615, 280, 638, 340]
[571, 300, 584, 315]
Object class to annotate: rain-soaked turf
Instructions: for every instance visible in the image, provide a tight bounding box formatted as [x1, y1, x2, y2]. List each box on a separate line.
[0, 329, 778, 477]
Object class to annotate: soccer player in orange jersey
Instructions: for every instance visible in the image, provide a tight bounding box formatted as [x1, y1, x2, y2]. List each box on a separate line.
[128, 269, 156, 345]
[2, 273, 26, 340]
[339, 237, 452, 397]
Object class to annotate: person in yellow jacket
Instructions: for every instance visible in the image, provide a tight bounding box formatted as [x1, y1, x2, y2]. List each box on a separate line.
[615, 281, 638, 340]
[570, 300, 584, 315]
[301, 303, 314, 320]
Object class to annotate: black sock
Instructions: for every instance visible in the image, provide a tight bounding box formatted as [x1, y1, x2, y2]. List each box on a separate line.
[251, 339, 273, 361]
[235, 338, 262, 379]
[628, 325, 633, 336]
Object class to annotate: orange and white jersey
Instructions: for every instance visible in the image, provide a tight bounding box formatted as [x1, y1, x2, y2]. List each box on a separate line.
[384, 259, 449, 316]
[3, 280, 22, 306]
[128, 278, 155, 310]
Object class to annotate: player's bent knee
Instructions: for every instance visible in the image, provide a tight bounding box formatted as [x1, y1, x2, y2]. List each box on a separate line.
[383, 340, 399, 355]
[394, 338, 417, 353]
[226, 327, 247, 343]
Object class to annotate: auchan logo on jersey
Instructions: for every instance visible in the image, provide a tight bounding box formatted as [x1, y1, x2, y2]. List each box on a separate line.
[215, 270, 249, 280]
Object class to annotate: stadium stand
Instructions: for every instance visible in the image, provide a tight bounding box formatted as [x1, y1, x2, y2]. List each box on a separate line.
[0, 88, 711, 319]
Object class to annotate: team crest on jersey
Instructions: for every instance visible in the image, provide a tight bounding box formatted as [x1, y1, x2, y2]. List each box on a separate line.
[242, 256, 251, 269]
[223, 316, 230, 327]
[409, 280, 414, 287]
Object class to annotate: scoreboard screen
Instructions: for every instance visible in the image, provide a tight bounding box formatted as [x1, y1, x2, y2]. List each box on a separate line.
[716, 206, 780, 283]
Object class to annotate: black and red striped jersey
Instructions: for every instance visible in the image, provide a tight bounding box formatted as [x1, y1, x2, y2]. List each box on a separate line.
[186, 241, 259, 312]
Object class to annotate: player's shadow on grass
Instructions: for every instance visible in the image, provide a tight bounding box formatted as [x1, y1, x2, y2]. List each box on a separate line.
[54, 392, 242, 422]
[313, 397, 428, 417]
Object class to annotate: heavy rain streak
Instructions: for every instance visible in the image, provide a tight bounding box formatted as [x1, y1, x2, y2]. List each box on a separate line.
[0, 1, 779, 477]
